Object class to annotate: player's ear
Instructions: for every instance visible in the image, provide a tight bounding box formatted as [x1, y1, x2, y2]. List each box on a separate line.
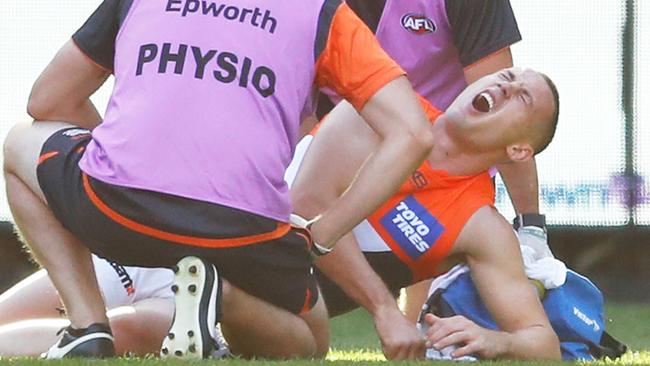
[505, 143, 533, 162]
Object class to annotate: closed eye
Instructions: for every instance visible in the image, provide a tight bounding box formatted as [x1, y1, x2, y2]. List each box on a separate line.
[522, 89, 533, 106]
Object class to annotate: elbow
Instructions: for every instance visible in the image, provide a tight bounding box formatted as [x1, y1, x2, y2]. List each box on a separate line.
[547, 331, 562, 360]
[504, 325, 560, 361]
[415, 123, 435, 152]
[534, 328, 561, 361]
[26, 88, 52, 121]
[291, 182, 336, 218]
[403, 120, 435, 157]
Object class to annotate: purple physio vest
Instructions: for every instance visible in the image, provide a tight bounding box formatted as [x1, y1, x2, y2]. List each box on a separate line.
[80, 0, 325, 221]
[376, 0, 466, 110]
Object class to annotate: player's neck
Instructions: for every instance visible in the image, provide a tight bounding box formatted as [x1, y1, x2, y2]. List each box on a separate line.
[428, 118, 504, 176]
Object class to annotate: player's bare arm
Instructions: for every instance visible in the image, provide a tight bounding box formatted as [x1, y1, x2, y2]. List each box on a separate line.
[27, 40, 109, 129]
[424, 205, 560, 360]
[292, 99, 426, 360]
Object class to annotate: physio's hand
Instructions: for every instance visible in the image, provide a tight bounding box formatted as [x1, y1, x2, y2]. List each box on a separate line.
[513, 213, 553, 260]
[423, 313, 506, 359]
[517, 225, 553, 260]
[374, 306, 426, 360]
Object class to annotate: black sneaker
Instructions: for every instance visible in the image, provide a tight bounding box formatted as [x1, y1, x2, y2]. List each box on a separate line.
[161, 256, 222, 359]
[42, 323, 115, 358]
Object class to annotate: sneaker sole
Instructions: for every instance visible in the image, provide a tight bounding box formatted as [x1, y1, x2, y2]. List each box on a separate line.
[161, 256, 220, 359]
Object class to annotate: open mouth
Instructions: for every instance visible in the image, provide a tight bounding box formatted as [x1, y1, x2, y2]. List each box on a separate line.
[472, 92, 494, 113]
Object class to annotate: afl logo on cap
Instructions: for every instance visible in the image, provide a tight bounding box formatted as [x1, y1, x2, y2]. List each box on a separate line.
[401, 13, 436, 34]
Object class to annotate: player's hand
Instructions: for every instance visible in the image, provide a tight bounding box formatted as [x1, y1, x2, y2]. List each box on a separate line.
[423, 313, 506, 359]
[374, 306, 426, 360]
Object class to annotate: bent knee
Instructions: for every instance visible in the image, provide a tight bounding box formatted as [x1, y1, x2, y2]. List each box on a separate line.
[3, 122, 32, 174]
[3, 121, 76, 177]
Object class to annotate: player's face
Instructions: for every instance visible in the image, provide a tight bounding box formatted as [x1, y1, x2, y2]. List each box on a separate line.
[444, 67, 555, 152]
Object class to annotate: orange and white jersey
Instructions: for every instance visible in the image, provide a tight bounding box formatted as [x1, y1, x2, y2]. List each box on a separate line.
[359, 162, 494, 281]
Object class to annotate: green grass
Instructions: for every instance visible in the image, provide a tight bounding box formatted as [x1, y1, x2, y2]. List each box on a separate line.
[0, 303, 648, 365]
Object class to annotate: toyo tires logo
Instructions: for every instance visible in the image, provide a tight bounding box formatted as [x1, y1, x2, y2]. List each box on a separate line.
[379, 196, 444, 259]
[401, 13, 436, 34]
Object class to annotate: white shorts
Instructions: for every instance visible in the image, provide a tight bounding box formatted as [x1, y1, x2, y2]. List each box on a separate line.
[92, 255, 174, 308]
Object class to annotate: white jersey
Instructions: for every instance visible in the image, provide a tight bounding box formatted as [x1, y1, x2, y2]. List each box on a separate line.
[92, 255, 174, 308]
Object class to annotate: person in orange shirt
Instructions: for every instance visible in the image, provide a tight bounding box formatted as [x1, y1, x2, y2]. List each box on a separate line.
[291, 67, 562, 360]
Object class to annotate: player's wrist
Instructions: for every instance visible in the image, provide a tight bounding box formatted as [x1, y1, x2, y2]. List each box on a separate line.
[371, 295, 402, 316]
[372, 301, 405, 324]
[495, 330, 515, 359]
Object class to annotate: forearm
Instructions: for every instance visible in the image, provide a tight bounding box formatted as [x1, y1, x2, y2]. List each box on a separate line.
[497, 158, 539, 214]
[316, 232, 425, 361]
[315, 234, 399, 316]
[491, 325, 560, 360]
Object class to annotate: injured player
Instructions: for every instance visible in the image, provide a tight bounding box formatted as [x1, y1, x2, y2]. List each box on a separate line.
[0, 67, 561, 360]
[291, 66, 561, 360]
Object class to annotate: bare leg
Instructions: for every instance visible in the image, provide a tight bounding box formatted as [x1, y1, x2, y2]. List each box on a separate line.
[220, 282, 330, 359]
[108, 299, 174, 355]
[0, 298, 174, 357]
[0, 270, 63, 324]
[0, 319, 69, 357]
[401, 280, 432, 323]
[3, 121, 107, 328]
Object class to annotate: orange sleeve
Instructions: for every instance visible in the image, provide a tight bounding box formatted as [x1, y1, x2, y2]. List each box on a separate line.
[416, 94, 443, 122]
[315, 3, 405, 111]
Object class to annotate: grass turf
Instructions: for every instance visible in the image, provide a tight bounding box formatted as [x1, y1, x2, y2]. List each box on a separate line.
[0, 303, 648, 365]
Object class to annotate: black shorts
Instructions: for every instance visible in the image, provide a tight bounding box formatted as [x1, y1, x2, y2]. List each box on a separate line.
[37, 128, 318, 314]
[316, 251, 413, 316]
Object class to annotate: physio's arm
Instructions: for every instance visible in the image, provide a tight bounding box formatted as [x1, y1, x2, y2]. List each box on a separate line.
[27, 40, 109, 129]
[310, 77, 434, 247]
[426, 206, 560, 360]
[497, 159, 540, 213]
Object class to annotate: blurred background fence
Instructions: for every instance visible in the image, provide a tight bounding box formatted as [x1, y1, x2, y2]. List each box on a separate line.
[0, 1, 648, 299]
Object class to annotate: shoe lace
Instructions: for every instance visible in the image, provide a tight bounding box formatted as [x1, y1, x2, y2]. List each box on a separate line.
[56, 325, 71, 336]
